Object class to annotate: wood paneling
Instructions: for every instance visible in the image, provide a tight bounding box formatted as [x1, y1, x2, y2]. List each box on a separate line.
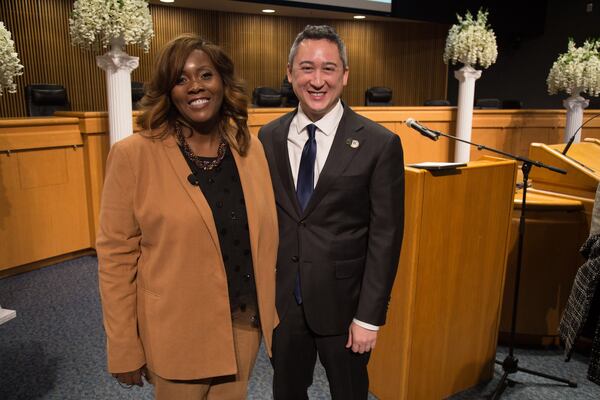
[128, 6, 219, 87]
[218, 13, 448, 107]
[0, 0, 104, 116]
[0, 0, 447, 117]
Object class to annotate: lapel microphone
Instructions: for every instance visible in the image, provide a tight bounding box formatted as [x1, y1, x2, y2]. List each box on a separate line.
[187, 174, 200, 186]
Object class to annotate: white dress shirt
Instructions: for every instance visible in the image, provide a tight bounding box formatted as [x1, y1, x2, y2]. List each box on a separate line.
[287, 100, 379, 332]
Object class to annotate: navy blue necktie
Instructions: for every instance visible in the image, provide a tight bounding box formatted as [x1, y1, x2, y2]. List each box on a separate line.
[296, 124, 317, 211]
[293, 123, 317, 304]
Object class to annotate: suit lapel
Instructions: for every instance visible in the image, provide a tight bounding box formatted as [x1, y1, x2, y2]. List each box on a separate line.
[302, 106, 366, 216]
[272, 112, 302, 217]
[161, 135, 221, 253]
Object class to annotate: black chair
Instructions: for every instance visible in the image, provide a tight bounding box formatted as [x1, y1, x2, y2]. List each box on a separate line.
[25, 84, 70, 116]
[252, 87, 282, 107]
[474, 98, 501, 109]
[131, 81, 145, 110]
[365, 87, 392, 106]
[502, 99, 523, 109]
[424, 99, 451, 106]
[280, 77, 298, 107]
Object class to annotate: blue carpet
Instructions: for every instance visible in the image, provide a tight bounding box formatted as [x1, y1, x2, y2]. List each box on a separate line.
[0, 256, 599, 399]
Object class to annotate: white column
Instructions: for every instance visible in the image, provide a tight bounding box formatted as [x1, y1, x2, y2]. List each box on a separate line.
[563, 90, 589, 143]
[454, 64, 482, 163]
[96, 37, 139, 145]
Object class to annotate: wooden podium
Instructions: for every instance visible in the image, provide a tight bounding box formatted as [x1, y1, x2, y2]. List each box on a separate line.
[498, 140, 600, 345]
[369, 159, 517, 399]
[528, 139, 600, 223]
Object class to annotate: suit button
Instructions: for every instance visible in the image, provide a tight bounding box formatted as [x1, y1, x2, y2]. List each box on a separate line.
[291, 256, 299, 262]
[299, 220, 306, 227]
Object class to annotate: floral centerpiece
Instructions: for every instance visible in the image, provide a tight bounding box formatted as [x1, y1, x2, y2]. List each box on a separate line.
[546, 38, 600, 143]
[442, 9, 498, 163]
[547, 38, 600, 97]
[0, 21, 23, 95]
[69, 0, 154, 52]
[443, 9, 498, 69]
[69, 0, 154, 144]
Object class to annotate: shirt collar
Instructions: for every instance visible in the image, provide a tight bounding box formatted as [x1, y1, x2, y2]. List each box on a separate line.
[295, 100, 344, 137]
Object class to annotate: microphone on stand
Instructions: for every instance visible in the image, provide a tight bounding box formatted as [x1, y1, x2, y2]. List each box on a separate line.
[562, 112, 600, 155]
[405, 118, 440, 141]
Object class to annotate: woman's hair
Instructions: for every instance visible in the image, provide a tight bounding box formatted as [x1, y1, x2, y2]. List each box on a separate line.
[137, 34, 250, 155]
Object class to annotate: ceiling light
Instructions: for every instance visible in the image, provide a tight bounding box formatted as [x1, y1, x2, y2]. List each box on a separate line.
[160, 0, 175, 3]
[353, 15, 366, 19]
[262, 9, 276, 13]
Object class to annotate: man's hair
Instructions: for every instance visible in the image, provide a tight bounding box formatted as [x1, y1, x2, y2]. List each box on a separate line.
[137, 34, 250, 155]
[288, 25, 348, 69]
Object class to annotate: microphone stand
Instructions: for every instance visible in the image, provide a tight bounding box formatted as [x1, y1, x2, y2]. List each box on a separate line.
[560, 112, 600, 174]
[420, 128, 577, 399]
[561, 112, 600, 156]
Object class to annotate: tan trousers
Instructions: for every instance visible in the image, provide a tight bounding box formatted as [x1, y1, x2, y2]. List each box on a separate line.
[147, 321, 261, 400]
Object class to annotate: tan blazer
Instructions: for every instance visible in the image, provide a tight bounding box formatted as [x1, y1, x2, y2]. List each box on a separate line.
[97, 132, 278, 380]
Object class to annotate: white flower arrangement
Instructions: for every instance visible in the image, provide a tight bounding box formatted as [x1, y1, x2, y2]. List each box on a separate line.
[443, 9, 498, 69]
[69, 0, 154, 52]
[0, 21, 23, 95]
[546, 38, 600, 97]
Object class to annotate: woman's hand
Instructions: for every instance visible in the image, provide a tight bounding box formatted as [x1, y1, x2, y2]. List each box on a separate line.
[113, 366, 147, 387]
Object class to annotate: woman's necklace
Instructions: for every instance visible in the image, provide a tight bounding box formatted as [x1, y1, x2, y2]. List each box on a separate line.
[176, 123, 226, 171]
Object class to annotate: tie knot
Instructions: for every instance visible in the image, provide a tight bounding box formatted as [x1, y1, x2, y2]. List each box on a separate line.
[306, 124, 317, 140]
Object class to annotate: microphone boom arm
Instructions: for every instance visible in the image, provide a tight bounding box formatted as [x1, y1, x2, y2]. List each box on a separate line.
[427, 128, 567, 175]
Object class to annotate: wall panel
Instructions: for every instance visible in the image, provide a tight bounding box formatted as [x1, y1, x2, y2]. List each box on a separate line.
[0, 1, 447, 117]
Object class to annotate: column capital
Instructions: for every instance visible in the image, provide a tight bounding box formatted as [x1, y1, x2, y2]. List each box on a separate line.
[563, 92, 589, 112]
[96, 47, 139, 73]
[454, 64, 482, 82]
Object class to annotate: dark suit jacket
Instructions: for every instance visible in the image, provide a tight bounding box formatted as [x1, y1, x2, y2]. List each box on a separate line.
[259, 105, 404, 336]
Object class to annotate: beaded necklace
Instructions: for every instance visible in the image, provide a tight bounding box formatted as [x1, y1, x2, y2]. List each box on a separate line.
[176, 123, 226, 171]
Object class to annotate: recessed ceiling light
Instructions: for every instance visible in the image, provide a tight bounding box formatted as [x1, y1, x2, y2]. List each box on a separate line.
[353, 15, 366, 19]
[262, 9, 276, 13]
[160, 0, 175, 3]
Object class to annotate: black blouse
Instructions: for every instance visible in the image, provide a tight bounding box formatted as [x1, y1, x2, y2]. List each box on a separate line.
[179, 144, 258, 326]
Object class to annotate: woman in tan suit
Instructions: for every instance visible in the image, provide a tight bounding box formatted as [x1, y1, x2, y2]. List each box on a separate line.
[96, 34, 278, 399]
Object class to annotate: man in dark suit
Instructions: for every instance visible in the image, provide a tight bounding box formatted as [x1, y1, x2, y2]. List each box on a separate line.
[258, 25, 404, 400]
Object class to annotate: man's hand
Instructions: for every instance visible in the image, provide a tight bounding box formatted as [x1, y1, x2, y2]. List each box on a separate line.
[113, 366, 147, 387]
[345, 322, 378, 354]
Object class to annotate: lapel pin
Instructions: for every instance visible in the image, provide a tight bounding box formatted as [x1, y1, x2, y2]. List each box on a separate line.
[346, 139, 360, 149]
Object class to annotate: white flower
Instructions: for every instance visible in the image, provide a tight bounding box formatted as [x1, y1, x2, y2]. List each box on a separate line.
[546, 38, 600, 97]
[69, 0, 154, 52]
[443, 9, 498, 69]
[0, 21, 24, 95]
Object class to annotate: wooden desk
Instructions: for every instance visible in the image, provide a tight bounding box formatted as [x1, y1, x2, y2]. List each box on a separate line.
[528, 141, 600, 225]
[497, 140, 600, 345]
[2, 108, 599, 278]
[499, 191, 587, 346]
[0, 117, 91, 274]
